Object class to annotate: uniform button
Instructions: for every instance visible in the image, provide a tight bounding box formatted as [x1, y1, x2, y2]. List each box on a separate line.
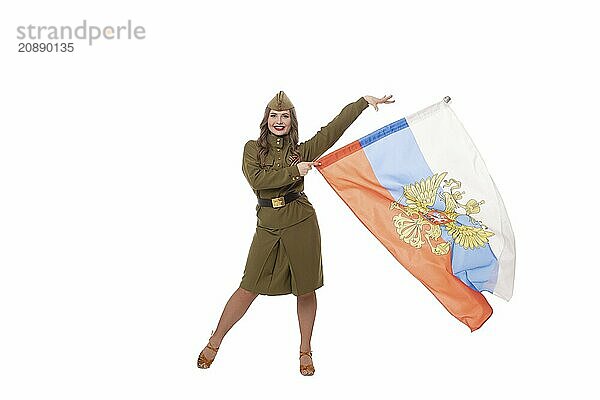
[278, 157, 281, 160]
[277, 163, 280, 167]
[277, 149, 281, 152]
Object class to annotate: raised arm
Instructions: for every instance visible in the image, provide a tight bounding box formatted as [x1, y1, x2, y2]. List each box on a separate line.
[242, 140, 302, 190]
[297, 95, 394, 163]
[299, 97, 369, 163]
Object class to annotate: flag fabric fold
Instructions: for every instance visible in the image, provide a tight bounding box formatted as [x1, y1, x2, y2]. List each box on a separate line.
[316, 99, 515, 331]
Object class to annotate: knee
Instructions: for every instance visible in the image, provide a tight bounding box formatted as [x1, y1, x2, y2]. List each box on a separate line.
[297, 290, 315, 300]
[238, 287, 259, 299]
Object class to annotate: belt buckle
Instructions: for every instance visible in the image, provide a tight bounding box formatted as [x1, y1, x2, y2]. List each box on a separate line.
[271, 196, 285, 208]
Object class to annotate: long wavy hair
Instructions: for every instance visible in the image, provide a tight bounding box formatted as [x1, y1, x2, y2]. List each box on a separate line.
[257, 107, 302, 167]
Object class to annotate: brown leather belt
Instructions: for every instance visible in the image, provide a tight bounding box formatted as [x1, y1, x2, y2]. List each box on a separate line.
[257, 192, 303, 208]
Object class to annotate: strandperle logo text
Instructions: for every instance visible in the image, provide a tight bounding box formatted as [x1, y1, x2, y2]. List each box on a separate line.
[17, 20, 146, 46]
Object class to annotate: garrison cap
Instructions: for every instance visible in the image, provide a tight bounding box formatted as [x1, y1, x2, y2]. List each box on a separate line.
[267, 91, 294, 111]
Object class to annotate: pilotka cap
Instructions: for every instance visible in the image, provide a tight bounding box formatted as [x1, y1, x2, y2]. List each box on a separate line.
[267, 91, 295, 111]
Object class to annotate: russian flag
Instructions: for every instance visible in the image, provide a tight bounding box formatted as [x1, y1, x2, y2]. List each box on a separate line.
[316, 98, 515, 332]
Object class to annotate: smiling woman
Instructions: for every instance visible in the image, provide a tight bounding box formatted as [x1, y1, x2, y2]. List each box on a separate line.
[197, 90, 394, 376]
[269, 110, 291, 133]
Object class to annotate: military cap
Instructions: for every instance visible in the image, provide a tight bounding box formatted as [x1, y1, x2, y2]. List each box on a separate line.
[267, 91, 294, 111]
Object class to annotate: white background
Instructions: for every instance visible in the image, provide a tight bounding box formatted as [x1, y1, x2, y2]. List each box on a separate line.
[1, 1, 598, 399]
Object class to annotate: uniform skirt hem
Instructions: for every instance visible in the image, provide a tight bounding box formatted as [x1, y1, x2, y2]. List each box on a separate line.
[239, 282, 323, 297]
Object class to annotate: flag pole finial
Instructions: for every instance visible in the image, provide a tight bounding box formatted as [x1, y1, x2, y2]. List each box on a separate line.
[443, 96, 452, 104]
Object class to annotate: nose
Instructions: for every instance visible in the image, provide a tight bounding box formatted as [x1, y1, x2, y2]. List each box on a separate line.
[276, 115, 283, 123]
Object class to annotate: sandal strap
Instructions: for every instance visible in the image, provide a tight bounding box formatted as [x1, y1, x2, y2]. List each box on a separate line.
[206, 343, 219, 352]
[299, 350, 312, 358]
[206, 330, 220, 352]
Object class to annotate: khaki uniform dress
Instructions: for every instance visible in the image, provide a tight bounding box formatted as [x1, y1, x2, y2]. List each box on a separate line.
[239, 97, 369, 296]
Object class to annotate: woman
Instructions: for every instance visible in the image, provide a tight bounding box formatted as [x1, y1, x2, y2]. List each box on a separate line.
[197, 91, 394, 376]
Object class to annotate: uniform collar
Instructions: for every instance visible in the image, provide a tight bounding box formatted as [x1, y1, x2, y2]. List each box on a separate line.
[267, 132, 288, 148]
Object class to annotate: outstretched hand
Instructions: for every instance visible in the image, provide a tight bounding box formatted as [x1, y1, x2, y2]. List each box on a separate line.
[363, 94, 395, 111]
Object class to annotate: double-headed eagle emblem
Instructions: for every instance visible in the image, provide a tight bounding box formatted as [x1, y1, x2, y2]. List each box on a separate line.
[390, 172, 494, 256]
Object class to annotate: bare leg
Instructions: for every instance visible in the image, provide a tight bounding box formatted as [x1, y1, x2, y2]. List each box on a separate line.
[199, 287, 259, 364]
[297, 290, 317, 374]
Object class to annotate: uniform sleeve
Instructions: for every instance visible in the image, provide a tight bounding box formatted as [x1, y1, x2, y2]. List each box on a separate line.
[242, 141, 302, 190]
[300, 97, 369, 162]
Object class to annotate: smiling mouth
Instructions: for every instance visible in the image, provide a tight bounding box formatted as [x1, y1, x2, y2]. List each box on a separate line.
[274, 126, 286, 131]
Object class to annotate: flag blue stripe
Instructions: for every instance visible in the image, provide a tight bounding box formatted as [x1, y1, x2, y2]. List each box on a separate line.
[360, 121, 435, 203]
[358, 118, 408, 148]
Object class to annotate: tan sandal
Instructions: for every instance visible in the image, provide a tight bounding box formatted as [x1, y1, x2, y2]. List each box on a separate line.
[197, 330, 220, 369]
[299, 350, 315, 376]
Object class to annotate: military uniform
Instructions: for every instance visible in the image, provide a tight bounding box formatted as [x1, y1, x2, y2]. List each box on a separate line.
[239, 96, 369, 296]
